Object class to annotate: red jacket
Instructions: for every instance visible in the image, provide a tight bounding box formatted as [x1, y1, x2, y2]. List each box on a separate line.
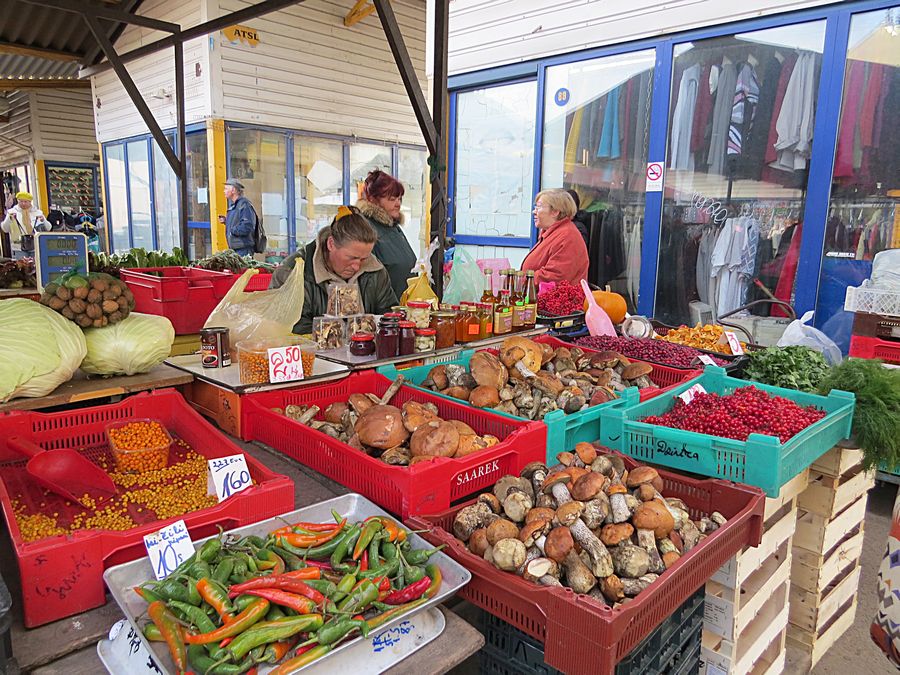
[521, 218, 589, 286]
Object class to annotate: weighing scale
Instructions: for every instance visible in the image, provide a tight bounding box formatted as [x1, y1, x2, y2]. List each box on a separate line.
[33, 232, 89, 291]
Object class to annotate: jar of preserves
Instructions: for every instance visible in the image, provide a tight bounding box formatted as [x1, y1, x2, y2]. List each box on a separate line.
[383, 311, 405, 320]
[456, 304, 473, 343]
[375, 317, 400, 359]
[349, 332, 376, 357]
[477, 303, 493, 340]
[390, 305, 408, 318]
[414, 328, 436, 353]
[431, 311, 456, 349]
[399, 320, 416, 356]
[405, 301, 431, 328]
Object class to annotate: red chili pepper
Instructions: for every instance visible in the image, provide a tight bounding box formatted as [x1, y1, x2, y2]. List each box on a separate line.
[271, 645, 332, 674]
[360, 550, 369, 572]
[283, 568, 321, 580]
[184, 598, 269, 644]
[378, 589, 391, 602]
[279, 519, 346, 548]
[196, 578, 235, 623]
[219, 637, 234, 648]
[147, 601, 188, 673]
[241, 589, 318, 614]
[364, 515, 404, 542]
[294, 644, 316, 657]
[302, 560, 332, 570]
[268, 552, 286, 576]
[229, 574, 325, 604]
[272, 521, 344, 536]
[381, 577, 431, 605]
[371, 576, 391, 592]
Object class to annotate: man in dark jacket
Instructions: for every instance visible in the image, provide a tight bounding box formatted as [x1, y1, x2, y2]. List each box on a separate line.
[219, 178, 258, 256]
[270, 207, 397, 334]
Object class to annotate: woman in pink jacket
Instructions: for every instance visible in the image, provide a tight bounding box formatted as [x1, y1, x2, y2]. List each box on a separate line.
[521, 189, 589, 286]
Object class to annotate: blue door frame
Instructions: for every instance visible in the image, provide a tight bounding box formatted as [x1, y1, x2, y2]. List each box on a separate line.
[447, 0, 898, 320]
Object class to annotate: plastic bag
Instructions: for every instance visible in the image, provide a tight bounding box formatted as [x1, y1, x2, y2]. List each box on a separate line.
[442, 246, 483, 305]
[776, 310, 842, 365]
[871, 250, 900, 290]
[400, 238, 440, 307]
[204, 263, 305, 343]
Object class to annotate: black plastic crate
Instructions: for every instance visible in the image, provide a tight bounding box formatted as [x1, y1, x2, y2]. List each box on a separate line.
[0, 571, 17, 675]
[478, 587, 704, 675]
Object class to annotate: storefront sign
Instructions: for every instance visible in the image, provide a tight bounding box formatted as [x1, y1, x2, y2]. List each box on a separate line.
[222, 25, 260, 46]
[645, 162, 664, 191]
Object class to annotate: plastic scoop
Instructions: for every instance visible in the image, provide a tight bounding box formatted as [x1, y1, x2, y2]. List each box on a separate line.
[7, 436, 117, 507]
[580, 279, 616, 337]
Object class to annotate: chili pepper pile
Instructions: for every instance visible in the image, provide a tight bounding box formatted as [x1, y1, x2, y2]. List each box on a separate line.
[537, 281, 585, 317]
[134, 511, 444, 674]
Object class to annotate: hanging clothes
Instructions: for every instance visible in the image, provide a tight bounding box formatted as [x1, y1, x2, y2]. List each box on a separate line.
[710, 216, 758, 317]
[597, 87, 621, 159]
[625, 214, 642, 310]
[691, 64, 715, 156]
[695, 227, 717, 306]
[564, 108, 584, 172]
[833, 60, 867, 179]
[770, 52, 818, 172]
[633, 71, 652, 170]
[670, 64, 701, 170]
[772, 221, 802, 317]
[762, 53, 799, 173]
[727, 62, 760, 156]
[707, 59, 738, 175]
[738, 54, 782, 180]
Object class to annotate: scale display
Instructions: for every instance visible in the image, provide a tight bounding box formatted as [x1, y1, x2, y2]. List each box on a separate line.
[34, 232, 89, 291]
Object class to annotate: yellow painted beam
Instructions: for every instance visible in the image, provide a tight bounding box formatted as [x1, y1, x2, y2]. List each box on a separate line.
[344, 0, 375, 26]
[34, 159, 50, 213]
[207, 119, 228, 253]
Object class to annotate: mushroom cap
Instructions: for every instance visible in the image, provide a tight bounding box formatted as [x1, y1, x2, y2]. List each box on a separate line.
[574, 442, 598, 465]
[500, 337, 543, 378]
[470, 351, 509, 390]
[478, 493, 502, 513]
[570, 472, 606, 501]
[401, 400, 441, 433]
[355, 405, 409, 449]
[469, 528, 490, 557]
[544, 526, 574, 563]
[427, 365, 449, 390]
[589, 387, 618, 406]
[591, 351, 622, 368]
[443, 386, 472, 401]
[532, 371, 564, 396]
[600, 523, 635, 546]
[348, 393, 375, 414]
[519, 519, 550, 545]
[470, 385, 501, 408]
[448, 420, 477, 437]
[600, 574, 625, 602]
[556, 451, 576, 467]
[635, 484, 658, 502]
[525, 507, 556, 524]
[520, 461, 548, 479]
[622, 362, 653, 380]
[456, 434, 497, 458]
[542, 471, 571, 494]
[486, 518, 520, 546]
[538, 342, 555, 364]
[662, 551, 681, 569]
[409, 421, 460, 458]
[626, 466, 660, 489]
[606, 481, 628, 496]
[555, 501, 584, 526]
[324, 402, 349, 424]
[632, 501, 675, 538]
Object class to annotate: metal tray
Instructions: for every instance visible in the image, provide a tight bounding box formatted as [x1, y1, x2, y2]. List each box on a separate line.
[103, 493, 470, 675]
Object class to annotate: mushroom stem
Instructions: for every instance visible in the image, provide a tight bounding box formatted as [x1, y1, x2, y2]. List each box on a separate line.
[529, 466, 547, 499]
[513, 360, 537, 379]
[538, 575, 563, 587]
[380, 376, 405, 405]
[563, 550, 597, 594]
[517, 545, 544, 576]
[609, 493, 632, 523]
[621, 574, 658, 597]
[570, 519, 614, 578]
[636, 529, 666, 575]
[678, 519, 702, 552]
[550, 482, 572, 506]
[297, 405, 320, 426]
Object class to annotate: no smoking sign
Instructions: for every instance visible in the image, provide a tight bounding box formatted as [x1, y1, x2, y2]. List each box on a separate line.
[645, 162, 664, 192]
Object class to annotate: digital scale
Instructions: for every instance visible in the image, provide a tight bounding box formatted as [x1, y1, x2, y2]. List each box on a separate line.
[33, 232, 89, 291]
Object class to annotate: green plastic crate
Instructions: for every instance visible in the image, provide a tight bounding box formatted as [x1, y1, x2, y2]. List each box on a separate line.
[599, 366, 856, 497]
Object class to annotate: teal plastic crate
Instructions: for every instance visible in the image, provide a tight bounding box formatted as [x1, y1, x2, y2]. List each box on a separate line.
[599, 366, 856, 497]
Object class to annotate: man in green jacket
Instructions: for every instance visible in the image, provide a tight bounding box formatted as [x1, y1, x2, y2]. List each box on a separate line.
[270, 206, 397, 334]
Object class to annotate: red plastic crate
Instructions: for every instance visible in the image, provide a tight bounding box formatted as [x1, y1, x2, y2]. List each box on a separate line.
[242, 371, 547, 518]
[0, 389, 294, 627]
[849, 334, 900, 365]
[120, 266, 235, 334]
[407, 453, 765, 675]
[239, 271, 273, 291]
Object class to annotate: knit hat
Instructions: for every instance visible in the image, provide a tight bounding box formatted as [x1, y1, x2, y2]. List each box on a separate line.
[15, 191, 32, 201]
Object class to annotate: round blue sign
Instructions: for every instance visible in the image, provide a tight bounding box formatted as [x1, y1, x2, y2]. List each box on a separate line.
[554, 88, 571, 106]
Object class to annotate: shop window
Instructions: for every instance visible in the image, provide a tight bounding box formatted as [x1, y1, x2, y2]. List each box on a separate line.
[186, 132, 211, 259]
[453, 80, 537, 245]
[153, 136, 179, 253]
[398, 147, 428, 256]
[814, 7, 900, 352]
[127, 140, 153, 250]
[294, 138, 343, 246]
[105, 144, 129, 252]
[350, 142, 393, 197]
[654, 22, 826, 326]
[543, 50, 656, 311]
[228, 128, 289, 258]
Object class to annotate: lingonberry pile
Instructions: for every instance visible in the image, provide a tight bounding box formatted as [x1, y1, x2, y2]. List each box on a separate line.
[537, 281, 585, 316]
[575, 335, 729, 368]
[642, 386, 826, 442]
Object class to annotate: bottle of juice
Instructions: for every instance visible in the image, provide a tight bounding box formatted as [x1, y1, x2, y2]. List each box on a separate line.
[480, 268, 495, 307]
[511, 271, 527, 331]
[522, 270, 538, 329]
[493, 290, 513, 335]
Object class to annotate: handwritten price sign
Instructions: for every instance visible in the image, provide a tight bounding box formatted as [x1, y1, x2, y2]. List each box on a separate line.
[267, 345, 304, 383]
[143, 520, 194, 580]
[371, 620, 414, 653]
[718, 331, 745, 355]
[679, 383, 708, 404]
[207, 454, 253, 501]
[694, 354, 717, 367]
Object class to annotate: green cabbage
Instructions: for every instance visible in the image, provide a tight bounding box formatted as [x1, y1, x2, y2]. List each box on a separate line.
[0, 299, 87, 402]
[81, 312, 175, 376]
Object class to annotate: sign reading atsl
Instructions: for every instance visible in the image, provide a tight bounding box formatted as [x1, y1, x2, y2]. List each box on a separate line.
[222, 25, 260, 46]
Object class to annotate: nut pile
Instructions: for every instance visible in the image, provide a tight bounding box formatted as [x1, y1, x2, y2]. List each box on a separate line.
[658, 324, 748, 355]
[420, 337, 656, 420]
[40, 272, 134, 328]
[452, 444, 727, 606]
[276, 376, 499, 466]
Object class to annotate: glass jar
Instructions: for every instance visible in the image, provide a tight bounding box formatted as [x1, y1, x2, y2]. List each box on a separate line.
[456, 304, 472, 343]
[313, 316, 346, 350]
[477, 303, 493, 340]
[405, 301, 432, 329]
[399, 320, 416, 356]
[430, 311, 457, 349]
[464, 306, 481, 342]
[347, 314, 377, 336]
[414, 328, 436, 353]
[375, 318, 400, 359]
[390, 306, 408, 319]
[349, 332, 376, 357]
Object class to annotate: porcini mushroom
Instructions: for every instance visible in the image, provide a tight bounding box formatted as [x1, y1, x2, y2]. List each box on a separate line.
[519, 519, 551, 548]
[524, 557, 562, 587]
[356, 405, 409, 449]
[544, 526, 574, 563]
[611, 542, 650, 579]
[600, 523, 635, 547]
[486, 519, 520, 546]
[470, 351, 509, 390]
[324, 402, 349, 424]
[478, 493, 502, 513]
[571, 472, 606, 501]
[424, 365, 449, 390]
[563, 550, 597, 594]
[632, 501, 672, 574]
[401, 400, 440, 433]
[521, 462, 548, 499]
[493, 538, 527, 572]
[600, 574, 625, 603]
[410, 421, 460, 457]
[568, 514, 615, 578]
[469, 528, 490, 557]
[502, 487, 534, 523]
[542, 472, 572, 507]
[453, 501, 496, 541]
[493, 475, 534, 503]
[470, 385, 501, 409]
[500, 337, 543, 380]
[621, 573, 659, 597]
[582, 494, 611, 529]
[348, 393, 375, 415]
[622, 362, 654, 389]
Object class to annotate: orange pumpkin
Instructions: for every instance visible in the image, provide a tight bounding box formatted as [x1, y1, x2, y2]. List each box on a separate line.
[584, 286, 627, 324]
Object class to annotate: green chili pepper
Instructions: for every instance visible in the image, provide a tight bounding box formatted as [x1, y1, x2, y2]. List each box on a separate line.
[270, 644, 332, 674]
[188, 644, 256, 674]
[134, 585, 165, 604]
[241, 535, 267, 548]
[230, 559, 249, 584]
[233, 594, 258, 612]
[330, 525, 362, 573]
[198, 538, 223, 563]
[366, 597, 429, 631]
[266, 604, 287, 621]
[227, 615, 324, 661]
[168, 600, 218, 633]
[381, 541, 398, 562]
[337, 579, 378, 615]
[368, 533, 382, 566]
[142, 623, 164, 642]
[272, 545, 305, 571]
[404, 565, 426, 584]
[303, 579, 337, 597]
[403, 545, 446, 566]
[173, 575, 202, 606]
[212, 557, 235, 584]
[314, 617, 369, 646]
[153, 577, 197, 605]
[184, 598, 269, 645]
[331, 573, 357, 604]
[187, 559, 212, 580]
[353, 521, 383, 560]
[359, 557, 399, 580]
[238, 552, 258, 574]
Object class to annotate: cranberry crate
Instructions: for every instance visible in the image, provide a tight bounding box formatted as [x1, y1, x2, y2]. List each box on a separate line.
[241, 370, 546, 519]
[407, 454, 765, 675]
[0, 389, 294, 627]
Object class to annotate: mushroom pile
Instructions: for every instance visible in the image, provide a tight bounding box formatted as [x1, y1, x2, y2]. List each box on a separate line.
[420, 337, 656, 421]
[451, 444, 727, 606]
[277, 376, 499, 466]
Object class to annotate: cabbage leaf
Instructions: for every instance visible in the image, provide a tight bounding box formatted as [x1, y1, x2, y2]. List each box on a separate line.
[81, 313, 175, 376]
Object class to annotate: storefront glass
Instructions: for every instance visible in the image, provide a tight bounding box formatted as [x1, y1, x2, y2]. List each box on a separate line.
[453, 80, 537, 242]
[654, 22, 826, 326]
[228, 128, 289, 256]
[153, 137, 179, 253]
[543, 50, 655, 311]
[294, 138, 343, 246]
[813, 7, 899, 352]
[186, 133, 211, 259]
[398, 147, 428, 257]
[126, 140, 153, 249]
[350, 142, 392, 198]
[105, 144, 128, 251]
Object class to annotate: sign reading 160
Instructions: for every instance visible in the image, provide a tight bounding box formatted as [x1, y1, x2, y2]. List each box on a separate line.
[222, 469, 251, 498]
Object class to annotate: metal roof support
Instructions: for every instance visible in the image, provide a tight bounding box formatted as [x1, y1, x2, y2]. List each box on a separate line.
[18, 0, 180, 34]
[430, 0, 449, 297]
[174, 37, 189, 254]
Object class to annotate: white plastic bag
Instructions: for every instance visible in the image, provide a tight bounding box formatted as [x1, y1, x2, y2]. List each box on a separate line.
[776, 311, 842, 365]
[443, 246, 483, 305]
[871, 250, 900, 290]
[204, 263, 305, 344]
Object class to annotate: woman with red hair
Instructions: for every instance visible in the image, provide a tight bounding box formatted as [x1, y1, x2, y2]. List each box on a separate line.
[356, 169, 417, 300]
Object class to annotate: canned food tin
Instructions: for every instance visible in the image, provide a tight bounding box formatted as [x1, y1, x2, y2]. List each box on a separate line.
[200, 327, 232, 368]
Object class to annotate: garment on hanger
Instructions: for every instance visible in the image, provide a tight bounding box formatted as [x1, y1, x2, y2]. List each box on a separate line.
[727, 62, 760, 156]
[738, 54, 782, 180]
[707, 59, 738, 175]
[710, 216, 759, 316]
[633, 71, 652, 170]
[762, 52, 799, 179]
[691, 64, 715, 156]
[564, 108, 584, 172]
[695, 227, 717, 306]
[625, 213, 642, 310]
[834, 60, 867, 178]
[770, 52, 818, 172]
[772, 221, 802, 317]
[670, 64, 701, 170]
[598, 86, 621, 159]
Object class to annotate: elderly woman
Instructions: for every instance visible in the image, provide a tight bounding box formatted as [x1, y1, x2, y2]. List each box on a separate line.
[271, 205, 397, 333]
[2, 191, 49, 258]
[356, 169, 417, 300]
[521, 189, 589, 286]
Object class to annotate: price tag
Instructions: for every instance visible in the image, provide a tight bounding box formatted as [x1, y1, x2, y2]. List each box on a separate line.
[679, 383, 707, 404]
[143, 520, 194, 580]
[371, 619, 415, 653]
[267, 345, 304, 383]
[207, 454, 253, 501]
[695, 354, 717, 367]
[720, 331, 744, 355]
[106, 619, 163, 674]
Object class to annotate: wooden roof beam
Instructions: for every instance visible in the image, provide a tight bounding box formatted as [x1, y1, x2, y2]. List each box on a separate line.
[344, 0, 375, 27]
[0, 78, 90, 89]
[0, 40, 81, 62]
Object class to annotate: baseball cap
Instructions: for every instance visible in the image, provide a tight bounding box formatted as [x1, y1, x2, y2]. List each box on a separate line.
[224, 178, 245, 190]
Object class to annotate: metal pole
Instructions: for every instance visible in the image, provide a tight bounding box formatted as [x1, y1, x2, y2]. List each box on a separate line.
[174, 36, 189, 252]
[430, 0, 449, 298]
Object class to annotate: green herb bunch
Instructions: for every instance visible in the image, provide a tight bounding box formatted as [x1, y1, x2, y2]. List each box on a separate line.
[743, 346, 830, 393]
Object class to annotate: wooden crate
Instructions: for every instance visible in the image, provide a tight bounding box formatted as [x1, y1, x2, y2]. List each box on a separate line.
[786, 592, 858, 670]
[794, 490, 869, 554]
[799, 462, 874, 519]
[182, 378, 243, 439]
[810, 441, 865, 477]
[792, 524, 864, 595]
[789, 560, 861, 635]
